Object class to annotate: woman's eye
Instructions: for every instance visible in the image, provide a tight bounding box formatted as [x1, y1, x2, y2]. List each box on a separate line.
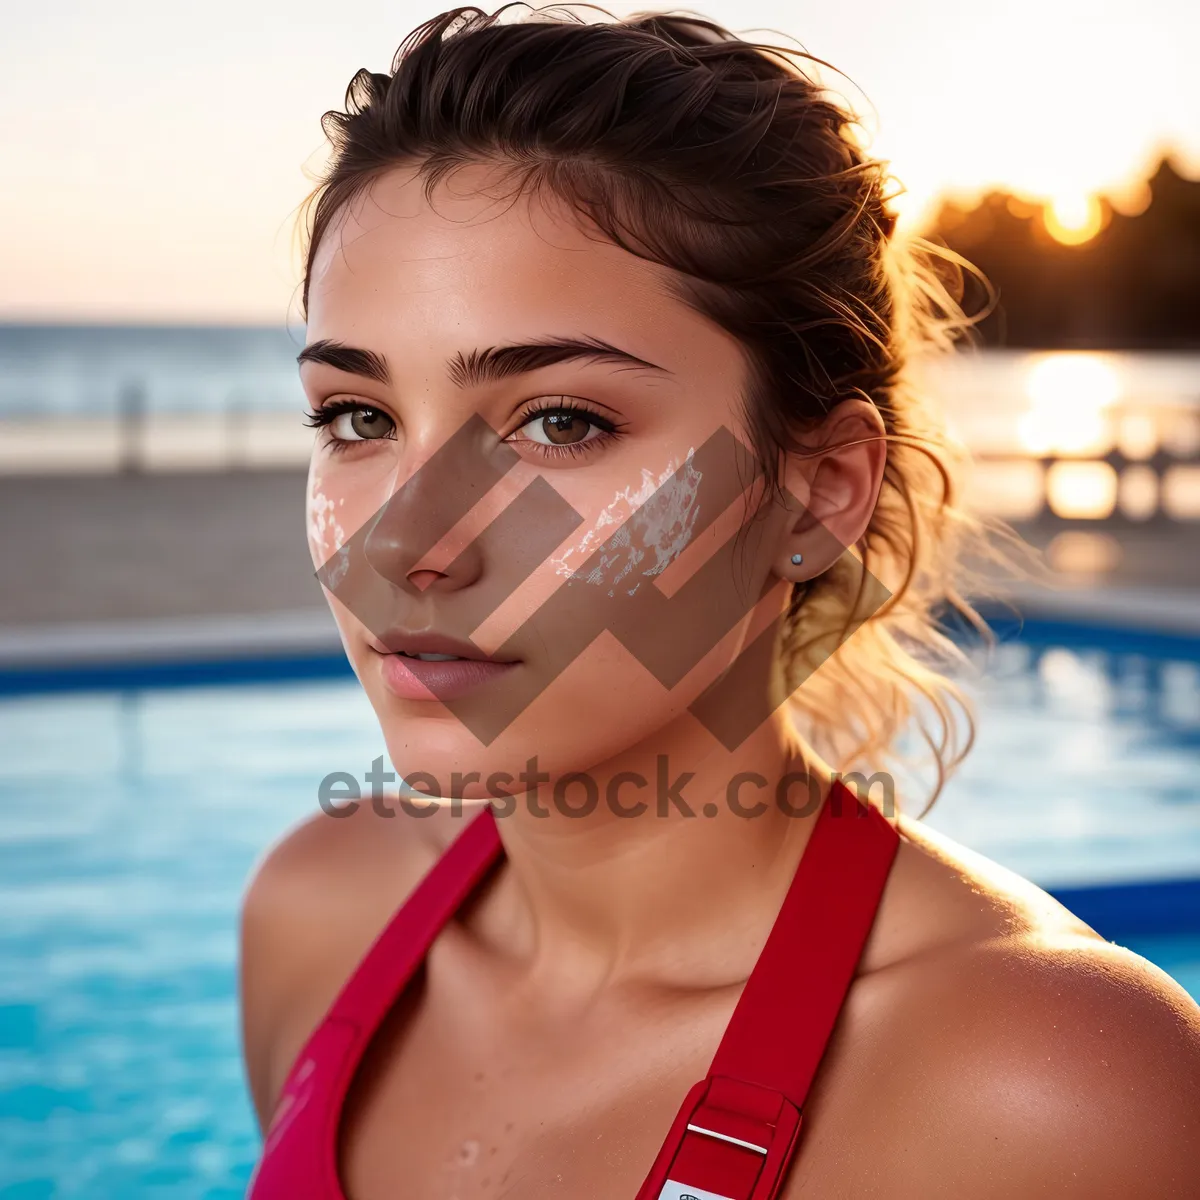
[514, 408, 612, 449]
[329, 407, 395, 442]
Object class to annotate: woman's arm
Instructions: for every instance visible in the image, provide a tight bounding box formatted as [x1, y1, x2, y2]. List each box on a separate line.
[831, 933, 1200, 1199]
[237, 803, 447, 1131]
[238, 812, 344, 1132]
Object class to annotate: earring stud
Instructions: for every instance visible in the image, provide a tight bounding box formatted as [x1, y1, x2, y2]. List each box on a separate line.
[791, 553, 804, 566]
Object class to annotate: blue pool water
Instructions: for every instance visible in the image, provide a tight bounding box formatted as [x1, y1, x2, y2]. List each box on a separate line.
[1, 625, 1198, 1197]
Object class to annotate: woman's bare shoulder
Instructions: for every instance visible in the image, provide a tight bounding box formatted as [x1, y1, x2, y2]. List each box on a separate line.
[236, 796, 477, 1130]
[807, 814, 1200, 1198]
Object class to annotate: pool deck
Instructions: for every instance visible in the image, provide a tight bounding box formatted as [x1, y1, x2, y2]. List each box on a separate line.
[3, 469, 1200, 669]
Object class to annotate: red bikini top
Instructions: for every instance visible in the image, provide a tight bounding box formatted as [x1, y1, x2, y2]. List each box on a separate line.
[246, 779, 899, 1200]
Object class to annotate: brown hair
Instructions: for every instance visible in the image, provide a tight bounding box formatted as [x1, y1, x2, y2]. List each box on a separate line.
[296, 3, 1012, 811]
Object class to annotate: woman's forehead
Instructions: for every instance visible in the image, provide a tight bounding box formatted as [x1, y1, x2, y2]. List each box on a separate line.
[309, 166, 650, 296]
[305, 170, 746, 386]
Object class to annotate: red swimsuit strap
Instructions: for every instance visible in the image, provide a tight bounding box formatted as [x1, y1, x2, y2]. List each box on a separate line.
[326, 781, 897, 1088]
[312, 781, 898, 1200]
[709, 779, 899, 1103]
[636, 780, 900, 1200]
[324, 803, 504, 1033]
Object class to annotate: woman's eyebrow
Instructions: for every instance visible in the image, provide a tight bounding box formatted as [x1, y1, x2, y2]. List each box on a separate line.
[296, 335, 671, 388]
[296, 339, 390, 385]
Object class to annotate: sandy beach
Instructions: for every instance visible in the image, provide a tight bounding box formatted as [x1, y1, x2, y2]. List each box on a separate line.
[3, 467, 1200, 670]
[1, 468, 324, 626]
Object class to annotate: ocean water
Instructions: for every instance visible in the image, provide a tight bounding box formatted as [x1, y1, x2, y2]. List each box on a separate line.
[2, 325, 1199, 488]
[0, 325, 307, 419]
[0, 627, 1198, 1197]
[1, 323, 1198, 422]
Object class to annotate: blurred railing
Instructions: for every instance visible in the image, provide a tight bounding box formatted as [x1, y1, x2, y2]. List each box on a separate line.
[966, 403, 1200, 524]
[0, 382, 315, 473]
[1, 354, 1198, 530]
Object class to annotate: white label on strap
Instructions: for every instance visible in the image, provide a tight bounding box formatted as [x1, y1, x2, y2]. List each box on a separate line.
[657, 1181, 738, 1200]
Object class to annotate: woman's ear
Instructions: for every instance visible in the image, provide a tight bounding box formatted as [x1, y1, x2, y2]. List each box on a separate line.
[772, 399, 887, 581]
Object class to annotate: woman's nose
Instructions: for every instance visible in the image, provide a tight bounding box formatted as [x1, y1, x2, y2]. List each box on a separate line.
[361, 452, 487, 595]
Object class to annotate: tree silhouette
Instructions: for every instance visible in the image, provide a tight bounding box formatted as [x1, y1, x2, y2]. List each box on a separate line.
[922, 155, 1200, 349]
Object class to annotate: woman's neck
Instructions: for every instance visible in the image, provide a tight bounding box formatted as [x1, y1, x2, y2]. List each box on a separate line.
[482, 711, 834, 997]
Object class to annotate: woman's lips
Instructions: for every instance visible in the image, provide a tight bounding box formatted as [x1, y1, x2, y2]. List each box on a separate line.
[378, 651, 520, 701]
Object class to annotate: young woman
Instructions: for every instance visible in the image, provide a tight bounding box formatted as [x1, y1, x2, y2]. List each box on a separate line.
[239, 7, 1200, 1198]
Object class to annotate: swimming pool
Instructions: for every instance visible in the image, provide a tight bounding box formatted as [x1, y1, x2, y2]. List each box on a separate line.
[1, 622, 1198, 1197]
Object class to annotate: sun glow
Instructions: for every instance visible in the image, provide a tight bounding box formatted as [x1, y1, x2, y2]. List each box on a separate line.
[1018, 354, 1121, 457]
[1042, 193, 1106, 245]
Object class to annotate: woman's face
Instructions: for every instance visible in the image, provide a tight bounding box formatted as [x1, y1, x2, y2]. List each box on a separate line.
[301, 162, 804, 801]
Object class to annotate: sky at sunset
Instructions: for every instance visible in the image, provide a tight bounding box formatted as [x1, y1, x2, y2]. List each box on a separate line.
[3, 0, 1196, 323]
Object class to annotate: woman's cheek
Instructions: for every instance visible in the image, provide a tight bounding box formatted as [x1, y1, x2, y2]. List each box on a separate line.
[547, 451, 701, 591]
[306, 454, 400, 600]
[305, 461, 348, 571]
